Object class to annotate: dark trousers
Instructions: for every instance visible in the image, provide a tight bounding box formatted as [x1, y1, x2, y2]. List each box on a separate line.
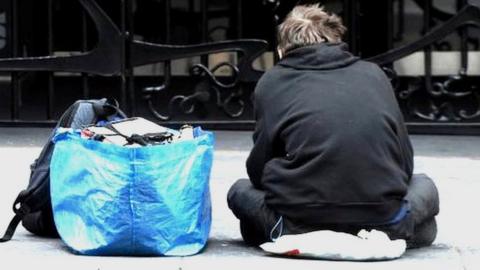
[227, 174, 439, 249]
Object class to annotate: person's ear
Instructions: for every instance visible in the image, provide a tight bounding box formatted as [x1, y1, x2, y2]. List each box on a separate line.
[277, 48, 284, 60]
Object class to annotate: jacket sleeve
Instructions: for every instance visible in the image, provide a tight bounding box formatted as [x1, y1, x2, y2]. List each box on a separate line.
[246, 92, 273, 190]
[375, 63, 414, 181]
[399, 123, 414, 180]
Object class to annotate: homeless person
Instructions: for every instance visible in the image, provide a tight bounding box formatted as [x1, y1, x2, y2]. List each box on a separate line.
[227, 4, 439, 249]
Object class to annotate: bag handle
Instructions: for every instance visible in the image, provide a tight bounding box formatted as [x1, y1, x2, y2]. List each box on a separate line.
[0, 191, 32, 242]
[105, 123, 174, 146]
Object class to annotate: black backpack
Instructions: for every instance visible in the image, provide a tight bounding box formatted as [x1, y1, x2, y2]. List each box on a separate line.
[0, 98, 126, 242]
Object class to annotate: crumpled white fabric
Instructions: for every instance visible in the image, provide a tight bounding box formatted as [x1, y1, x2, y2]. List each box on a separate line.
[260, 229, 406, 261]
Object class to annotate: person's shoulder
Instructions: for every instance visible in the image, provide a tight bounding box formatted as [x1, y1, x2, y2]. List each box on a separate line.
[257, 65, 285, 84]
[351, 59, 391, 82]
[353, 59, 383, 72]
[254, 65, 285, 97]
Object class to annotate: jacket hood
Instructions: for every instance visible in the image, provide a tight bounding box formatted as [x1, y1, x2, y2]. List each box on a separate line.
[278, 43, 359, 70]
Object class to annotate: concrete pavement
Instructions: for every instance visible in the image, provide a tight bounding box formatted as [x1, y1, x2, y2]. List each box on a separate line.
[0, 128, 479, 269]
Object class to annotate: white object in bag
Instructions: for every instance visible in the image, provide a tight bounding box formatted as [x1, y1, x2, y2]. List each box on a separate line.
[260, 229, 406, 261]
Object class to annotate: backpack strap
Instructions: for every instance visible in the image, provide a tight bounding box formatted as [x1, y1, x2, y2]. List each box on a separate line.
[0, 98, 128, 243]
[0, 191, 31, 242]
[92, 98, 127, 120]
[1, 166, 51, 242]
[0, 215, 23, 242]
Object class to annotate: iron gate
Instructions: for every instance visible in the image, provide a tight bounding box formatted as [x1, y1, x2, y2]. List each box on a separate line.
[0, 0, 479, 134]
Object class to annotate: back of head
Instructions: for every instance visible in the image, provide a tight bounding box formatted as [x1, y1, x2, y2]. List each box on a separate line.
[277, 4, 347, 56]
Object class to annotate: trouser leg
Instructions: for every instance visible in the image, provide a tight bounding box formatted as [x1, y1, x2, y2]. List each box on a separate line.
[363, 173, 439, 248]
[227, 179, 278, 246]
[228, 174, 440, 248]
[404, 173, 440, 248]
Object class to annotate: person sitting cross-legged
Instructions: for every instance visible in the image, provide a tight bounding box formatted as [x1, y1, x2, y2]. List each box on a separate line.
[227, 4, 439, 249]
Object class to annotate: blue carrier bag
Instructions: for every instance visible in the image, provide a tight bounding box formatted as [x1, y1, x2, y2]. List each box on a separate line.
[49, 128, 214, 256]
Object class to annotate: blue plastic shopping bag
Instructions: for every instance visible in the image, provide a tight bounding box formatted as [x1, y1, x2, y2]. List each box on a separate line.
[49, 128, 214, 256]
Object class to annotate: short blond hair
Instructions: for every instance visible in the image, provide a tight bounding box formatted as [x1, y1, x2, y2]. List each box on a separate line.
[278, 4, 347, 54]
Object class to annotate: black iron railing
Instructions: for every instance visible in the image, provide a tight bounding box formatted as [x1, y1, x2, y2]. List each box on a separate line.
[0, 0, 479, 134]
[369, 0, 480, 134]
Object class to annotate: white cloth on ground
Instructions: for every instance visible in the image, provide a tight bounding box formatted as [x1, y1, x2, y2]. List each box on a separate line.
[260, 229, 406, 261]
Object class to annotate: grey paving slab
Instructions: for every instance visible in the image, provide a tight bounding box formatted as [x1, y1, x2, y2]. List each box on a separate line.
[459, 247, 480, 270]
[0, 128, 479, 269]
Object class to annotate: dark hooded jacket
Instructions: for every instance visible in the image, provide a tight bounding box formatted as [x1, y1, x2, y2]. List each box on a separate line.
[246, 43, 413, 226]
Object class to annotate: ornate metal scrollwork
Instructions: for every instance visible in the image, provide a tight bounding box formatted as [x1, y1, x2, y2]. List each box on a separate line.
[134, 37, 267, 122]
[391, 74, 480, 122]
[191, 62, 246, 118]
[143, 60, 248, 121]
[143, 85, 208, 121]
[369, 3, 480, 126]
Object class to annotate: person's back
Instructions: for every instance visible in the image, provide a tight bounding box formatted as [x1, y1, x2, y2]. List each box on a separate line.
[250, 43, 413, 226]
[227, 4, 439, 249]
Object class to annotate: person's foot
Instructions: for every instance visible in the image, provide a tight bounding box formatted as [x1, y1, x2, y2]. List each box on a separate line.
[240, 221, 265, 246]
[407, 217, 437, 248]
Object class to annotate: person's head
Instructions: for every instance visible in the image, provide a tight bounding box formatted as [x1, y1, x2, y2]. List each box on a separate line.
[277, 4, 347, 58]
